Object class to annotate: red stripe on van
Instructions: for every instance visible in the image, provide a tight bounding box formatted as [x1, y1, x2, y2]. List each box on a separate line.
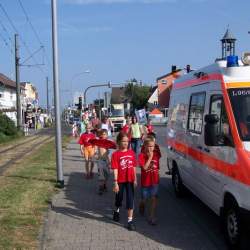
[173, 73, 222, 90]
[168, 138, 250, 186]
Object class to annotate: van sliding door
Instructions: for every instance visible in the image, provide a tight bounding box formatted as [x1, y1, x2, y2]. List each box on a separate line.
[185, 91, 206, 194]
[198, 92, 236, 214]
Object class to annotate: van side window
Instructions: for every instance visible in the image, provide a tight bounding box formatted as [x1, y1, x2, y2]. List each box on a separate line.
[210, 95, 233, 146]
[187, 92, 206, 133]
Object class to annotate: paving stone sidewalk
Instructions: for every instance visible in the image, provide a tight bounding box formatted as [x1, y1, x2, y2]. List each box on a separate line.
[40, 139, 226, 250]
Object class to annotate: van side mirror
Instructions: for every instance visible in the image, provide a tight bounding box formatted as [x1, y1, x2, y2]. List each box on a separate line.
[204, 114, 219, 146]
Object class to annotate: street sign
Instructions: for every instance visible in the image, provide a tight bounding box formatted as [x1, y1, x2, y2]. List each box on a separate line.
[135, 109, 147, 124]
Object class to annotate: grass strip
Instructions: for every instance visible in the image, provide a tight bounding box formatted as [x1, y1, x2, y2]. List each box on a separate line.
[0, 133, 23, 145]
[0, 135, 71, 250]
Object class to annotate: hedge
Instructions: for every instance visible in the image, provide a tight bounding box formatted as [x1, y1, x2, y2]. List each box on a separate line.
[0, 112, 21, 143]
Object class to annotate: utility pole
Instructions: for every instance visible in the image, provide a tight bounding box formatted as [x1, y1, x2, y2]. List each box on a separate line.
[46, 77, 49, 114]
[98, 92, 101, 120]
[51, 0, 64, 188]
[15, 34, 22, 129]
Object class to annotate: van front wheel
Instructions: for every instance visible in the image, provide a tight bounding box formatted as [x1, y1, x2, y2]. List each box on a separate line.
[172, 167, 185, 198]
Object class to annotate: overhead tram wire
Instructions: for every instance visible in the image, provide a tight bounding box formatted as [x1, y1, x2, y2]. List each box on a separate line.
[21, 46, 45, 66]
[17, 0, 52, 70]
[17, 0, 43, 45]
[0, 2, 47, 76]
[0, 30, 14, 55]
[0, 18, 13, 46]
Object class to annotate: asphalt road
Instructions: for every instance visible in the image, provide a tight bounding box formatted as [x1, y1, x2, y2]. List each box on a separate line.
[154, 125, 228, 250]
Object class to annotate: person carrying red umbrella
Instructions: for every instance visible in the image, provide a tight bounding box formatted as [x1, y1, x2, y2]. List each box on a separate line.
[96, 129, 111, 195]
[89, 132, 116, 194]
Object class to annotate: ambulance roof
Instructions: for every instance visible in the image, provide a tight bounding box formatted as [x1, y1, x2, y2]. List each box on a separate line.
[174, 59, 250, 86]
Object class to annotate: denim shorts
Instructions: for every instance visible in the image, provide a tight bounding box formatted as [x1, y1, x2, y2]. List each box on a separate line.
[141, 184, 159, 199]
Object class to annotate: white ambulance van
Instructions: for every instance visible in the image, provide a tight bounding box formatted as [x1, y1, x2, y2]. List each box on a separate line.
[166, 55, 250, 249]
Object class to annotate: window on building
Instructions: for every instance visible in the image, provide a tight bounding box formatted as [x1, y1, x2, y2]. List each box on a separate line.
[161, 80, 167, 84]
[187, 92, 206, 133]
[0, 93, 3, 98]
[153, 101, 158, 105]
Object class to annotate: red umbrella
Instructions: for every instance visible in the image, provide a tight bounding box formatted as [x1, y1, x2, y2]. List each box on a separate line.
[89, 138, 117, 149]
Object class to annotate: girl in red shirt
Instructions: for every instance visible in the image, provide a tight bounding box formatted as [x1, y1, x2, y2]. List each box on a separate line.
[146, 119, 154, 134]
[121, 117, 132, 147]
[111, 131, 137, 231]
[138, 137, 161, 225]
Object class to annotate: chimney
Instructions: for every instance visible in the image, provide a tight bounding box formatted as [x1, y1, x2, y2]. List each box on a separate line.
[171, 65, 177, 72]
[186, 64, 191, 73]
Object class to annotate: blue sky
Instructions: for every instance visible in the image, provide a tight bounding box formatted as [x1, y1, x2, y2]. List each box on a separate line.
[0, 0, 249, 107]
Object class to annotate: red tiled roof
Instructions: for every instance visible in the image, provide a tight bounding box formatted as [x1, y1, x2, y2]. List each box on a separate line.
[0, 73, 16, 88]
[0, 73, 24, 89]
[150, 108, 163, 115]
[156, 69, 182, 81]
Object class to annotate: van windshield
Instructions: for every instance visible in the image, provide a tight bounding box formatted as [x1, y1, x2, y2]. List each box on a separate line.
[110, 109, 124, 117]
[228, 88, 250, 141]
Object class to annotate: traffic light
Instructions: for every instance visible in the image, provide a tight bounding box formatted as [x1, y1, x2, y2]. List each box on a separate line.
[78, 96, 83, 110]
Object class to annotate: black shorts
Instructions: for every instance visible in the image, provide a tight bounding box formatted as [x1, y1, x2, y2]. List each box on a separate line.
[115, 182, 134, 210]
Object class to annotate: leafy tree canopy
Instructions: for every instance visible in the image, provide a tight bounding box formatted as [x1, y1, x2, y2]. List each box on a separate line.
[125, 79, 151, 110]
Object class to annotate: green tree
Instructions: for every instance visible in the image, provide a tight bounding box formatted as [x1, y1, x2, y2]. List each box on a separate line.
[93, 98, 104, 108]
[125, 81, 151, 111]
[0, 112, 19, 136]
[0, 112, 22, 143]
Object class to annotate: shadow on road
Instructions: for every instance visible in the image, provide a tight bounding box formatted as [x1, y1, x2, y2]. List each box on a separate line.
[51, 169, 228, 250]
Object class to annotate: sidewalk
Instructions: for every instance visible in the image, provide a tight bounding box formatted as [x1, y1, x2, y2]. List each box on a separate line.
[40, 139, 224, 250]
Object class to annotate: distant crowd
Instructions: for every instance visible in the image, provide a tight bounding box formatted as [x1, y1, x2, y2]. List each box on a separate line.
[73, 111, 161, 231]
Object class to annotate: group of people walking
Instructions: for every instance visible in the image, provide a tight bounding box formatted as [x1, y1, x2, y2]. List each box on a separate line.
[72, 112, 113, 138]
[76, 113, 161, 231]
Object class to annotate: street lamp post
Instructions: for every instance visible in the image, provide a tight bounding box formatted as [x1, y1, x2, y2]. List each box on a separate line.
[84, 82, 111, 108]
[51, 0, 64, 188]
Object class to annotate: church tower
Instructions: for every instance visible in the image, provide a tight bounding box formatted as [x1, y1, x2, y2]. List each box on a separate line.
[221, 28, 236, 59]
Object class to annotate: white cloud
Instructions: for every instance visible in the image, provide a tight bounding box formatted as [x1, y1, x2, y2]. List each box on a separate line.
[58, 22, 112, 34]
[59, 22, 79, 33]
[46, 0, 209, 5]
[62, 0, 177, 5]
[86, 26, 113, 32]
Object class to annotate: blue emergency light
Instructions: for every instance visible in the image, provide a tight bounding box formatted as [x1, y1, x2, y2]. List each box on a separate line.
[227, 55, 239, 67]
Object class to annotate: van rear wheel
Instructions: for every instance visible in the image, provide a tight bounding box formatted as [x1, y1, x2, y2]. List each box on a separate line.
[223, 200, 242, 249]
[172, 167, 185, 198]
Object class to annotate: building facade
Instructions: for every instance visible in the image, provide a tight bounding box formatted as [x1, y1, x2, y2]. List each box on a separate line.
[0, 73, 25, 122]
[21, 82, 38, 107]
[147, 86, 158, 110]
[156, 66, 182, 109]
